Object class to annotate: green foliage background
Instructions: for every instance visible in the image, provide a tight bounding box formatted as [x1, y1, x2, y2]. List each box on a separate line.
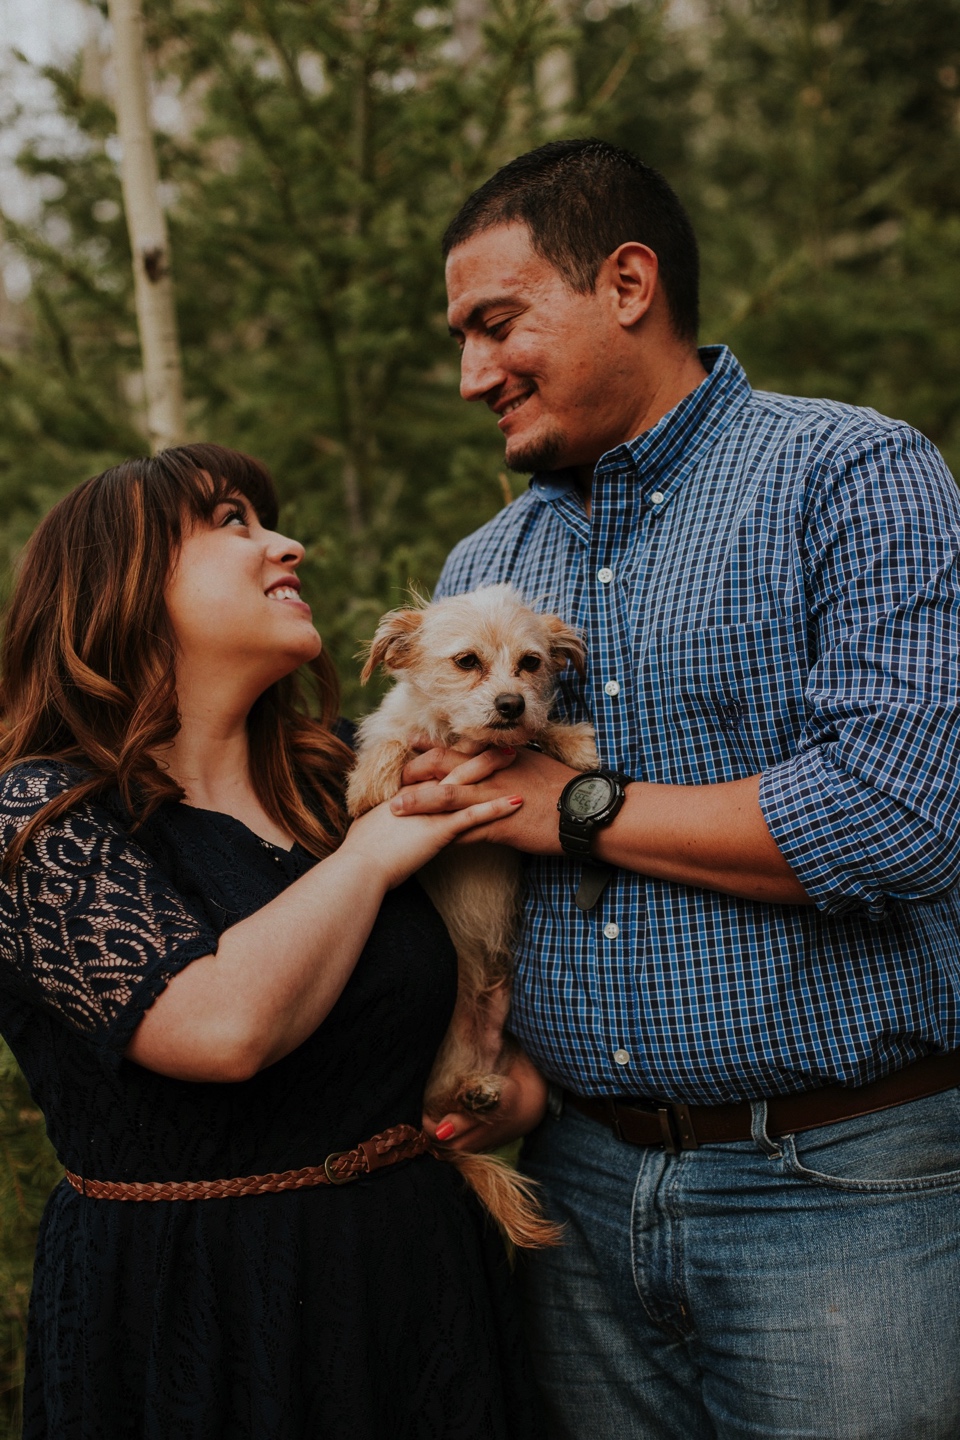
[0, 0, 958, 1430]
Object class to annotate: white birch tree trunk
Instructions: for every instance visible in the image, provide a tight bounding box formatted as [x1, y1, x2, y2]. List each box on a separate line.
[535, 0, 575, 133]
[107, 0, 186, 452]
[453, 0, 488, 67]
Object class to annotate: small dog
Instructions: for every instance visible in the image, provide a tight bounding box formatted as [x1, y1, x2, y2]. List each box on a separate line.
[347, 583, 598, 1246]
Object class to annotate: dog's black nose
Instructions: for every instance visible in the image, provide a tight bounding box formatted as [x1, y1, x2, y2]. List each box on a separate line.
[494, 693, 525, 720]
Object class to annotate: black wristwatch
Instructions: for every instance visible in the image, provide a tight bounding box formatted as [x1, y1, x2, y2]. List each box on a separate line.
[557, 770, 631, 910]
[558, 769, 630, 856]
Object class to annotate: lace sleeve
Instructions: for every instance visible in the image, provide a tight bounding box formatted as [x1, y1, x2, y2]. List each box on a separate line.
[0, 763, 219, 1053]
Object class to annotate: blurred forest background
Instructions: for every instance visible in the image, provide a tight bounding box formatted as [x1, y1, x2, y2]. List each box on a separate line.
[0, 0, 959, 1430]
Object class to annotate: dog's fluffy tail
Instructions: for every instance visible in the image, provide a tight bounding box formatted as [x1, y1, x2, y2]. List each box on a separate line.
[435, 1146, 564, 1249]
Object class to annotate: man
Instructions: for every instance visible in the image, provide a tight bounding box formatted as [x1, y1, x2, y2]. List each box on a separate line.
[399, 139, 960, 1437]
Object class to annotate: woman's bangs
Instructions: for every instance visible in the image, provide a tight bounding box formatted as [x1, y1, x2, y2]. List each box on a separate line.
[159, 444, 280, 531]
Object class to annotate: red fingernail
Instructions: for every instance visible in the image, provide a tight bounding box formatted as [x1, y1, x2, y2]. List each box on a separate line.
[499, 746, 516, 756]
[509, 796, 523, 805]
[435, 1121, 456, 1141]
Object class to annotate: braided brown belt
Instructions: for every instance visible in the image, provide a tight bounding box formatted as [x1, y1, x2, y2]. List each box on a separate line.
[64, 1123, 432, 1201]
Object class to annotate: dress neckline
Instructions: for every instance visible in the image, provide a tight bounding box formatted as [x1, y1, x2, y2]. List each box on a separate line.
[178, 802, 297, 854]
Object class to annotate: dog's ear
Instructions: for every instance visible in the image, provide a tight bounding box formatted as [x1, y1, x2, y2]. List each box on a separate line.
[545, 615, 587, 676]
[360, 608, 424, 684]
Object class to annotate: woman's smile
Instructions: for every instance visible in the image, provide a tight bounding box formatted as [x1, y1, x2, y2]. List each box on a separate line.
[264, 575, 313, 616]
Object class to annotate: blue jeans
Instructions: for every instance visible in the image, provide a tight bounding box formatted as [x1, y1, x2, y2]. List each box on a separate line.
[518, 1090, 960, 1438]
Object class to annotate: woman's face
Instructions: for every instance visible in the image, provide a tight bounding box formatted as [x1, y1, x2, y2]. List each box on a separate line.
[164, 493, 322, 695]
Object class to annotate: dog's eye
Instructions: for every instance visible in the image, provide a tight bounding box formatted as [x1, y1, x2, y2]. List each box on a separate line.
[518, 655, 542, 673]
[454, 653, 481, 671]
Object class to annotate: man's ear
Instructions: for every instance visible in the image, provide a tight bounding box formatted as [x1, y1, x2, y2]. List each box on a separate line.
[545, 616, 587, 677]
[360, 608, 424, 683]
[604, 241, 659, 330]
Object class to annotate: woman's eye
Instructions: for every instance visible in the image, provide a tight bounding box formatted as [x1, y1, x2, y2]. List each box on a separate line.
[454, 653, 481, 671]
[518, 655, 542, 673]
[221, 505, 248, 527]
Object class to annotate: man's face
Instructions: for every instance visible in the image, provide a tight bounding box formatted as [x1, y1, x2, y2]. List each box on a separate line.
[445, 223, 630, 474]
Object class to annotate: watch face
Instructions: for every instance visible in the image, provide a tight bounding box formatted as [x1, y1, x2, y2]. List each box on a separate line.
[566, 776, 614, 818]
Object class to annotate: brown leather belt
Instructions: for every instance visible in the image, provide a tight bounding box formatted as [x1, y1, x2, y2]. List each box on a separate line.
[565, 1050, 960, 1155]
[64, 1123, 431, 1201]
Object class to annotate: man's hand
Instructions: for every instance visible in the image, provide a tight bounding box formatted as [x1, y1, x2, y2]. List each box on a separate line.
[393, 744, 575, 854]
[422, 1047, 550, 1153]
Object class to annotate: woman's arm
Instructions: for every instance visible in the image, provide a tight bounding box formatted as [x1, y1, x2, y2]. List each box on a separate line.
[125, 757, 522, 1083]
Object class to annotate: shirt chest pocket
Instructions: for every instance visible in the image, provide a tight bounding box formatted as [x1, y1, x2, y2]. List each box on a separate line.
[636, 616, 810, 783]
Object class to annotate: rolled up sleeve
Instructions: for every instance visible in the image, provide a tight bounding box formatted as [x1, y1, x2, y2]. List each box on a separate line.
[759, 428, 960, 916]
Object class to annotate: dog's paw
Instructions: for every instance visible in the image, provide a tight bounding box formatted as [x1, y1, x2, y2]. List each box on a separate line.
[455, 1074, 504, 1114]
[344, 740, 410, 816]
[540, 720, 599, 771]
[344, 765, 377, 818]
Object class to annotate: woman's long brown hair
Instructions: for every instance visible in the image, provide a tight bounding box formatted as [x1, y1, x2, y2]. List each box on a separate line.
[0, 443, 353, 866]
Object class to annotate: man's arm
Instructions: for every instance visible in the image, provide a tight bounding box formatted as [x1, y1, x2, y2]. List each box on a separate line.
[392, 746, 812, 904]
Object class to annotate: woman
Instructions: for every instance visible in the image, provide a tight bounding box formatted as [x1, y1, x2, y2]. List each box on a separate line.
[0, 443, 544, 1439]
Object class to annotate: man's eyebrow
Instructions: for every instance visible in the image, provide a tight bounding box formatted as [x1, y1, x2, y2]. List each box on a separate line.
[447, 296, 519, 336]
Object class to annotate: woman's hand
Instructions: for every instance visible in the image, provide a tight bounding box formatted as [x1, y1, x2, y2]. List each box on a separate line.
[392, 744, 574, 855]
[422, 1048, 550, 1153]
[341, 746, 523, 889]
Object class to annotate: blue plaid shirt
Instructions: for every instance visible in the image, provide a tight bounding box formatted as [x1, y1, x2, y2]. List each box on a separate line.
[435, 346, 960, 1103]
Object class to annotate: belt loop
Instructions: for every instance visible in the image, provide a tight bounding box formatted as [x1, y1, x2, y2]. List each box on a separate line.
[359, 1138, 380, 1173]
[750, 1100, 782, 1158]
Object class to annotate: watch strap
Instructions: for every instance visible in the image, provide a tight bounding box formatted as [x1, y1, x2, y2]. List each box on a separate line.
[575, 861, 614, 911]
[557, 825, 596, 858]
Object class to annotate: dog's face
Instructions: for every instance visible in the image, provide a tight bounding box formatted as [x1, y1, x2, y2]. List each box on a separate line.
[362, 584, 585, 747]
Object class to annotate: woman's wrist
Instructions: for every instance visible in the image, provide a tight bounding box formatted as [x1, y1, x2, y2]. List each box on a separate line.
[327, 826, 397, 896]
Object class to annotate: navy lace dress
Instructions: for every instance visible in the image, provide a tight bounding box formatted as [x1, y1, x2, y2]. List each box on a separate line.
[0, 762, 543, 1440]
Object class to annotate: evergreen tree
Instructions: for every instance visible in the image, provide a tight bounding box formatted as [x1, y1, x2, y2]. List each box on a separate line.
[595, 0, 960, 471]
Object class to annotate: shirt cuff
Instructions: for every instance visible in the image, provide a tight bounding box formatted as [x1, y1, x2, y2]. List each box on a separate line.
[758, 750, 887, 919]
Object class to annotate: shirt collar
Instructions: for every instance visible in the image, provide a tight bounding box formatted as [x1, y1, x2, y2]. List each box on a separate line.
[530, 345, 752, 509]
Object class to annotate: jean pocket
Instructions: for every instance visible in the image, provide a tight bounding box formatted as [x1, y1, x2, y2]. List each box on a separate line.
[780, 1087, 960, 1193]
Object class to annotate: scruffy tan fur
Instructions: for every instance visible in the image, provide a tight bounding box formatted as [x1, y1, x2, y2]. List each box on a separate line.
[347, 584, 598, 1247]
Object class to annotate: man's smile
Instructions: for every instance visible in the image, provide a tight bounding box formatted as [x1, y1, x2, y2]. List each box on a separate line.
[493, 388, 536, 427]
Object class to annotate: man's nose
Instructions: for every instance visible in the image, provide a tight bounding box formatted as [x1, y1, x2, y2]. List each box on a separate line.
[459, 339, 503, 403]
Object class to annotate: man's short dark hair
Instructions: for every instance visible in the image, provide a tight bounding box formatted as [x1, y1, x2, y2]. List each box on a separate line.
[442, 138, 700, 344]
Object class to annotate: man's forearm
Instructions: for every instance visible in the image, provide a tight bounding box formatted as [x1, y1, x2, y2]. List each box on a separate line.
[592, 774, 812, 904]
[395, 748, 813, 905]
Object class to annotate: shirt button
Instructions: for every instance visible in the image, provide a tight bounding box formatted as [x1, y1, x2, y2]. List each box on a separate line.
[650, 491, 665, 506]
[613, 1049, 631, 1066]
[597, 567, 614, 584]
[604, 680, 620, 697]
[603, 921, 620, 939]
